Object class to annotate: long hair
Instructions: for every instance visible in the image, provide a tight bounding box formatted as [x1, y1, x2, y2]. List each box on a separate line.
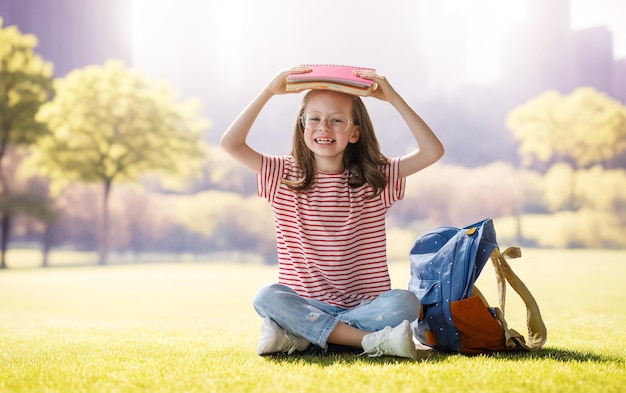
[284, 90, 389, 197]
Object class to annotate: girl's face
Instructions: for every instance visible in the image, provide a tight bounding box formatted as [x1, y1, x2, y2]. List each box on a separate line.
[301, 91, 359, 171]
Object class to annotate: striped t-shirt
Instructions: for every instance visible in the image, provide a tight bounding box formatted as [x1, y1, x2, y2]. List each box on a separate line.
[257, 154, 406, 308]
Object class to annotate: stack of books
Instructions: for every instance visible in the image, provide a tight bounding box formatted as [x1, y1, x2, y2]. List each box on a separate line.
[285, 64, 378, 96]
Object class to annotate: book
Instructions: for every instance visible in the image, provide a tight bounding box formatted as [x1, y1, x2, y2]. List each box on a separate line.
[285, 64, 378, 96]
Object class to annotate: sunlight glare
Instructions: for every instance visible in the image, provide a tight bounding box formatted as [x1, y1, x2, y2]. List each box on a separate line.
[215, 0, 243, 82]
[419, 0, 525, 85]
[131, 0, 184, 76]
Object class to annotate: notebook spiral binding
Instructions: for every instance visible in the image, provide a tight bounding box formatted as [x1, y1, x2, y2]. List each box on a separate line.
[300, 64, 375, 70]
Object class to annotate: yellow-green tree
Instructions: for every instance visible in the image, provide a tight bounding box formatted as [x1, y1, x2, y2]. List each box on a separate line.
[506, 87, 626, 210]
[31, 60, 210, 265]
[0, 18, 53, 268]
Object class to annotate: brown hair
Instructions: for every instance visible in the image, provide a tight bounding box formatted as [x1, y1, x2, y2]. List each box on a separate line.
[284, 90, 388, 197]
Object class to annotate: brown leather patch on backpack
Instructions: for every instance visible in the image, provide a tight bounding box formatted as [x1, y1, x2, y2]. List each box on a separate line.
[450, 296, 507, 354]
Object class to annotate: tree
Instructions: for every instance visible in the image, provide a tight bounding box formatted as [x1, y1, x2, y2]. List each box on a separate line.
[0, 18, 53, 268]
[30, 60, 210, 265]
[506, 87, 626, 209]
[9, 148, 59, 267]
[507, 88, 626, 170]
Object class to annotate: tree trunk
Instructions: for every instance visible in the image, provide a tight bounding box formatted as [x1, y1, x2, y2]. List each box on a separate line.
[0, 215, 10, 269]
[98, 179, 112, 265]
[0, 145, 7, 269]
[41, 221, 53, 268]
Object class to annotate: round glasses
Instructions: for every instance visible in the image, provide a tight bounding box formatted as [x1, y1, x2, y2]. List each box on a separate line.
[300, 113, 355, 132]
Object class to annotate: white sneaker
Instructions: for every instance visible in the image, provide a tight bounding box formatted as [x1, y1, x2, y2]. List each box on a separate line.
[256, 318, 310, 356]
[361, 320, 417, 360]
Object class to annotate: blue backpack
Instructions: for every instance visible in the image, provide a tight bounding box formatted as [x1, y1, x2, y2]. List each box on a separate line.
[408, 218, 547, 354]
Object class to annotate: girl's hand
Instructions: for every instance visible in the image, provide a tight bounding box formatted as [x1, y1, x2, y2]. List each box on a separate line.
[353, 70, 400, 102]
[265, 66, 311, 95]
[355, 69, 444, 177]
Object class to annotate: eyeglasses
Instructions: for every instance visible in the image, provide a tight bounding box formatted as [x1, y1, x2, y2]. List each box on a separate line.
[300, 113, 355, 132]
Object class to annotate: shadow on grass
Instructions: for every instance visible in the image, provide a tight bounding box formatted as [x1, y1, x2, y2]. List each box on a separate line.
[491, 347, 624, 363]
[262, 344, 451, 366]
[263, 345, 623, 366]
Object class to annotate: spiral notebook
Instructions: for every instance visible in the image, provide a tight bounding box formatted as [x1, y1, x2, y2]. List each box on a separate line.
[286, 65, 378, 96]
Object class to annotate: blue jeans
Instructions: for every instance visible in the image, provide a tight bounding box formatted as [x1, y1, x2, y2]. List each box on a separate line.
[253, 283, 420, 348]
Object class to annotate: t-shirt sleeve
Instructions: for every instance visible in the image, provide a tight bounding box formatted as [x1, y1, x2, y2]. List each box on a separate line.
[380, 157, 406, 209]
[257, 154, 285, 204]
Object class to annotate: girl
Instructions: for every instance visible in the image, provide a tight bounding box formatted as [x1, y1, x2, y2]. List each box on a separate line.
[221, 66, 444, 359]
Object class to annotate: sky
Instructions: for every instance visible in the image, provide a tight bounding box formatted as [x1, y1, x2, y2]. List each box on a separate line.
[415, 0, 625, 83]
[570, 0, 626, 56]
[131, 0, 626, 88]
[128, 0, 626, 151]
[418, 0, 525, 84]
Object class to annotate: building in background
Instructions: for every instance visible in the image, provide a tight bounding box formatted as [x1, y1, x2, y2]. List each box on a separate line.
[572, 26, 614, 96]
[499, 0, 624, 104]
[1, 0, 624, 164]
[614, 59, 626, 103]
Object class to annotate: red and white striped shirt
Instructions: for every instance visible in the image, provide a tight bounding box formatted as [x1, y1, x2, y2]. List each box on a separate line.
[257, 154, 406, 308]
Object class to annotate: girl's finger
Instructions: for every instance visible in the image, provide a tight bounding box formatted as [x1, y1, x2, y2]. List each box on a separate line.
[289, 65, 312, 74]
[353, 70, 384, 80]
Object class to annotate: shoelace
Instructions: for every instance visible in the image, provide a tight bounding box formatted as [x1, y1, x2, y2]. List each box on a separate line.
[360, 326, 392, 357]
[284, 333, 302, 355]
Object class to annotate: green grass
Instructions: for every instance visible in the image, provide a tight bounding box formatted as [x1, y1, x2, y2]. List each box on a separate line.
[1, 249, 625, 392]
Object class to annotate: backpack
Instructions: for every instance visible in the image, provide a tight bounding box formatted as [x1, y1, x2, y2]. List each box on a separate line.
[408, 218, 547, 354]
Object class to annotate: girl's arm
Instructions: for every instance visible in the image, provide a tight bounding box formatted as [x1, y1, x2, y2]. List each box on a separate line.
[355, 71, 445, 179]
[220, 66, 310, 173]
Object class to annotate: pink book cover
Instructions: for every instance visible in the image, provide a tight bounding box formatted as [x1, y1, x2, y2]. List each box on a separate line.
[286, 64, 376, 88]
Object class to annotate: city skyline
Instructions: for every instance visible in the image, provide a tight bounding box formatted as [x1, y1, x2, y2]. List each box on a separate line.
[128, 0, 625, 87]
[1, 0, 624, 161]
[2, 0, 624, 90]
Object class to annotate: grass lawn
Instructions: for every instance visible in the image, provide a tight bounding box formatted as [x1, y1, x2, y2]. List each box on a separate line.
[1, 248, 625, 392]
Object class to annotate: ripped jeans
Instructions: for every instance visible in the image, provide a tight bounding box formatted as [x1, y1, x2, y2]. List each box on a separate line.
[252, 283, 420, 348]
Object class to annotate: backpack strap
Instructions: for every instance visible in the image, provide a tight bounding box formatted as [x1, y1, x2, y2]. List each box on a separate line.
[490, 247, 547, 351]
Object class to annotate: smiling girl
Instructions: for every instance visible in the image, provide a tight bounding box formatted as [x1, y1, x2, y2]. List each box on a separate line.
[220, 65, 444, 359]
